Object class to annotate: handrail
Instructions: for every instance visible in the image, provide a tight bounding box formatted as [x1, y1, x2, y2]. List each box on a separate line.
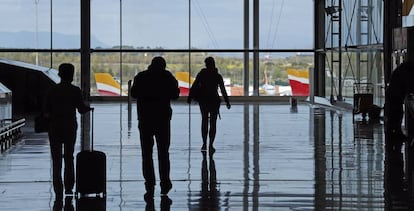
[0, 118, 25, 136]
[0, 118, 26, 152]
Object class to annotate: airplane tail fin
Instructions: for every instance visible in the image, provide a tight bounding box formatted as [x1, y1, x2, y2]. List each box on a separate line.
[94, 73, 127, 96]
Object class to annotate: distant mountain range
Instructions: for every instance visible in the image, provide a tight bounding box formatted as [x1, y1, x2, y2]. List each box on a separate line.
[0, 31, 109, 49]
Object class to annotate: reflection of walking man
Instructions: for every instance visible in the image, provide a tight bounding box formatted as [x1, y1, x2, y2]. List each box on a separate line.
[131, 57, 180, 199]
[45, 63, 93, 200]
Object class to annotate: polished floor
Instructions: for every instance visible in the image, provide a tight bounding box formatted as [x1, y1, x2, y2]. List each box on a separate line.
[0, 102, 408, 210]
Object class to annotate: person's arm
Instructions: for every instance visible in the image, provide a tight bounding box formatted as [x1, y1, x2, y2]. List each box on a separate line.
[130, 75, 140, 99]
[218, 74, 231, 109]
[170, 74, 180, 100]
[76, 87, 93, 114]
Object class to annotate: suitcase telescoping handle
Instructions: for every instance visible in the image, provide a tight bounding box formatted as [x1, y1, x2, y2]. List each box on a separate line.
[91, 108, 94, 151]
[81, 108, 95, 151]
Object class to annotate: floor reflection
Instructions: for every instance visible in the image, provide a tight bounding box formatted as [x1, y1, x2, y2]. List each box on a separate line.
[197, 152, 219, 210]
[52, 196, 74, 211]
[145, 196, 172, 211]
[384, 131, 414, 210]
[313, 108, 385, 210]
[0, 103, 398, 210]
[75, 196, 106, 211]
[384, 148, 406, 210]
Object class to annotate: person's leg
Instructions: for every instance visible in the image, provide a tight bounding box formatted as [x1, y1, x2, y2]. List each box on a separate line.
[139, 121, 156, 192]
[155, 120, 172, 194]
[49, 135, 63, 198]
[200, 104, 209, 151]
[63, 136, 76, 194]
[209, 112, 218, 153]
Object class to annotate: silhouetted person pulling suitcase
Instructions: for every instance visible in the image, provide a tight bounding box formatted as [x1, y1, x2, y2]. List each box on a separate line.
[45, 63, 93, 200]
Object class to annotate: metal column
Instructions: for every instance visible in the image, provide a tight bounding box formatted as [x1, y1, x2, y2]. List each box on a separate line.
[80, 0, 91, 151]
[244, 0, 250, 96]
[314, 0, 326, 100]
[326, 0, 343, 102]
[253, 0, 259, 96]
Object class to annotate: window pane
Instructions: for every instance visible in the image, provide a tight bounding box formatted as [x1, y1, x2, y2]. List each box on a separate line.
[91, 0, 120, 49]
[190, 53, 245, 96]
[90, 52, 248, 97]
[337, 0, 383, 46]
[52, 0, 80, 49]
[259, 0, 313, 49]
[0, 52, 50, 66]
[191, 1, 244, 49]
[0, 53, 20, 62]
[259, 52, 313, 96]
[91, 52, 121, 96]
[122, 0, 188, 49]
[91, 52, 193, 96]
[0, 0, 51, 49]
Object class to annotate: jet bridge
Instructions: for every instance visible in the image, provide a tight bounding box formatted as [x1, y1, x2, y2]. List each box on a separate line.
[0, 58, 59, 117]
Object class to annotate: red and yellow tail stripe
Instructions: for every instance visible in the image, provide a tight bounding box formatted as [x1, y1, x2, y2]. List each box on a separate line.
[94, 73, 127, 96]
[175, 72, 194, 96]
[287, 69, 309, 96]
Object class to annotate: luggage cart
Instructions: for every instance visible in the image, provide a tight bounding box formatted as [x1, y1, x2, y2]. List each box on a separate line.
[353, 83, 374, 121]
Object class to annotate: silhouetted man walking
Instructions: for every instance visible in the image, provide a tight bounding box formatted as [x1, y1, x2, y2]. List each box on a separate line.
[131, 56, 180, 199]
[45, 63, 92, 200]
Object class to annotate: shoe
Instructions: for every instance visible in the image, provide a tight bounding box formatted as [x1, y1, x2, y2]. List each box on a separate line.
[209, 146, 216, 154]
[161, 195, 173, 207]
[144, 184, 154, 202]
[161, 183, 172, 195]
[144, 190, 154, 203]
[201, 144, 207, 151]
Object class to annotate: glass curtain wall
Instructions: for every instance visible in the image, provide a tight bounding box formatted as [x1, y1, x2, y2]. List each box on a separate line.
[259, 0, 314, 96]
[0, 0, 315, 97]
[324, 0, 384, 105]
[0, 0, 81, 85]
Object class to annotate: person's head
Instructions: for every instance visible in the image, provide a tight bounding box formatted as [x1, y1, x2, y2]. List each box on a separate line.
[204, 57, 216, 69]
[148, 56, 166, 71]
[58, 63, 74, 82]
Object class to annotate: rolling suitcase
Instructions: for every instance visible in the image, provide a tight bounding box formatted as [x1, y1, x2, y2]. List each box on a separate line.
[75, 110, 106, 197]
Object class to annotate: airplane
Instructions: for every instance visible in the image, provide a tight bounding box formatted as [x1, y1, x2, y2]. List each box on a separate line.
[287, 68, 309, 96]
[93, 71, 200, 97]
[176, 68, 310, 97]
[175, 71, 194, 96]
[94, 73, 127, 96]
[93, 69, 309, 97]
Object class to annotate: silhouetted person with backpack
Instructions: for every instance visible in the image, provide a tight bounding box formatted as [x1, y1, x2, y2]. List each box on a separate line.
[187, 57, 231, 154]
[131, 56, 180, 200]
[45, 63, 92, 200]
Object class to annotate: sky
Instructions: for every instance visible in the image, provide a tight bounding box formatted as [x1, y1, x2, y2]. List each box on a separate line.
[0, 0, 314, 49]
